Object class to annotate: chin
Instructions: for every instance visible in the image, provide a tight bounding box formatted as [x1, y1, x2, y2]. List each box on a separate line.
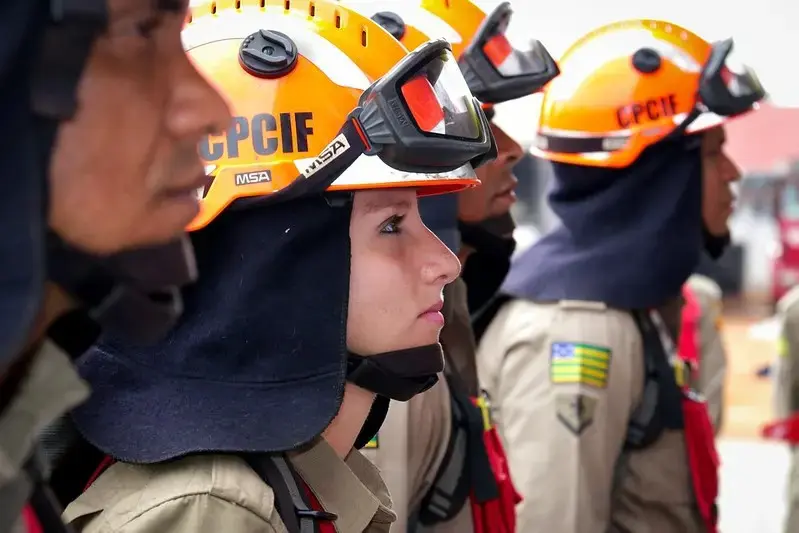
[419, 330, 445, 346]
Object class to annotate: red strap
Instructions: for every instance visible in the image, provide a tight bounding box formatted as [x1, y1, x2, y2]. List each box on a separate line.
[301, 482, 335, 533]
[678, 285, 701, 367]
[84, 455, 116, 491]
[763, 414, 799, 443]
[677, 288, 719, 533]
[22, 504, 43, 533]
[468, 422, 521, 533]
[682, 396, 719, 533]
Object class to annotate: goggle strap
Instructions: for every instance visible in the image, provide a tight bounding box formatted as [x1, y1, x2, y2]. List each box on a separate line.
[267, 119, 369, 204]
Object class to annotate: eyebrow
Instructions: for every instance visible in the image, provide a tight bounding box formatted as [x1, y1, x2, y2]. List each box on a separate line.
[363, 198, 413, 214]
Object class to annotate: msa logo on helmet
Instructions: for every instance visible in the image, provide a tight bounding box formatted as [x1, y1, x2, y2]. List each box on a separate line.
[235, 170, 272, 186]
[199, 112, 314, 162]
[615, 93, 678, 129]
[301, 134, 350, 178]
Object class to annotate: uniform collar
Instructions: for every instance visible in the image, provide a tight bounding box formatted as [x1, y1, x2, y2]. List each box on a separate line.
[289, 438, 395, 532]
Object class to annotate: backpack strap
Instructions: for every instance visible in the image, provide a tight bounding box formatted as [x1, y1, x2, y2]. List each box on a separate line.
[244, 454, 334, 533]
[625, 309, 662, 449]
[416, 382, 471, 525]
[416, 371, 498, 526]
[625, 310, 684, 450]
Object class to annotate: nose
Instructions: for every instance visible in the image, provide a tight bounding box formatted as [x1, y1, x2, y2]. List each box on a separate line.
[721, 149, 742, 183]
[420, 229, 461, 287]
[165, 51, 231, 141]
[493, 123, 524, 168]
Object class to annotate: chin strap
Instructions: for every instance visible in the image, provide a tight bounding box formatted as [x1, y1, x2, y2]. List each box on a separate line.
[346, 344, 444, 402]
[46, 233, 197, 344]
[702, 227, 730, 260]
[354, 396, 390, 449]
[348, 344, 445, 449]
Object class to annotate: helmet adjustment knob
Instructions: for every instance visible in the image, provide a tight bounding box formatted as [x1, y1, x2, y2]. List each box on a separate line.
[631, 47, 662, 74]
[371, 11, 406, 41]
[239, 29, 299, 78]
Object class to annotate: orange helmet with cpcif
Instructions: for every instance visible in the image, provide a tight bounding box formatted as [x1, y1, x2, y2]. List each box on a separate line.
[350, 0, 559, 105]
[184, 0, 494, 231]
[532, 19, 766, 168]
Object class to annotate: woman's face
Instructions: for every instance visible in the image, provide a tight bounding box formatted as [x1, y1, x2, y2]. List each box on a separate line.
[347, 189, 461, 355]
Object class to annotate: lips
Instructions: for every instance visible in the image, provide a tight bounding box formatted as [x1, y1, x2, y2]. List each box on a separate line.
[493, 174, 518, 198]
[164, 173, 213, 199]
[494, 186, 517, 198]
[420, 301, 444, 316]
[419, 300, 445, 326]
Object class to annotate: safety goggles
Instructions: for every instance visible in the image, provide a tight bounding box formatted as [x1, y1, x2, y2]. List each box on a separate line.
[458, 1, 559, 105]
[677, 37, 766, 135]
[268, 38, 497, 203]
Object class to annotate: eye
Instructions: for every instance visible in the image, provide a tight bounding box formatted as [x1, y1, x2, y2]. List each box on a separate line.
[380, 214, 405, 235]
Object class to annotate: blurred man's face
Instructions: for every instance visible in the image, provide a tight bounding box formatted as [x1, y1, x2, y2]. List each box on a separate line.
[701, 126, 741, 236]
[49, 0, 231, 255]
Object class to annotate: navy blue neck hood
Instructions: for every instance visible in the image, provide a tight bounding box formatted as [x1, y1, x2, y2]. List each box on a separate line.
[502, 137, 703, 309]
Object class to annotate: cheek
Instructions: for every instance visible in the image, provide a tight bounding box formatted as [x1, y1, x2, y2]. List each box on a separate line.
[701, 164, 718, 200]
[78, 48, 167, 168]
[346, 252, 412, 352]
[458, 186, 485, 209]
[459, 171, 491, 219]
[66, 64, 170, 199]
[48, 92, 170, 252]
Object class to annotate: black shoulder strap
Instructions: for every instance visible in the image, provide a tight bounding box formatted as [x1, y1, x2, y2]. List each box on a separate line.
[244, 454, 335, 533]
[626, 310, 684, 450]
[416, 377, 471, 525]
[416, 372, 498, 526]
[471, 293, 512, 345]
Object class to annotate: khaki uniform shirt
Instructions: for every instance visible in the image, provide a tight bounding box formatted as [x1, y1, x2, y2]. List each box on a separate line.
[772, 285, 799, 533]
[773, 284, 799, 420]
[476, 299, 704, 533]
[363, 278, 475, 532]
[685, 274, 727, 432]
[63, 438, 395, 533]
[362, 377, 453, 533]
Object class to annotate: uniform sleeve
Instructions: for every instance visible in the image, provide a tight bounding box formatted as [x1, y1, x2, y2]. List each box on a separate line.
[407, 375, 451, 511]
[692, 284, 727, 433]
[490, 301, 643, 533]
[362, 375, 451, 532]
[774, 291, 799, 419]
[77, 494, 279, 533]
